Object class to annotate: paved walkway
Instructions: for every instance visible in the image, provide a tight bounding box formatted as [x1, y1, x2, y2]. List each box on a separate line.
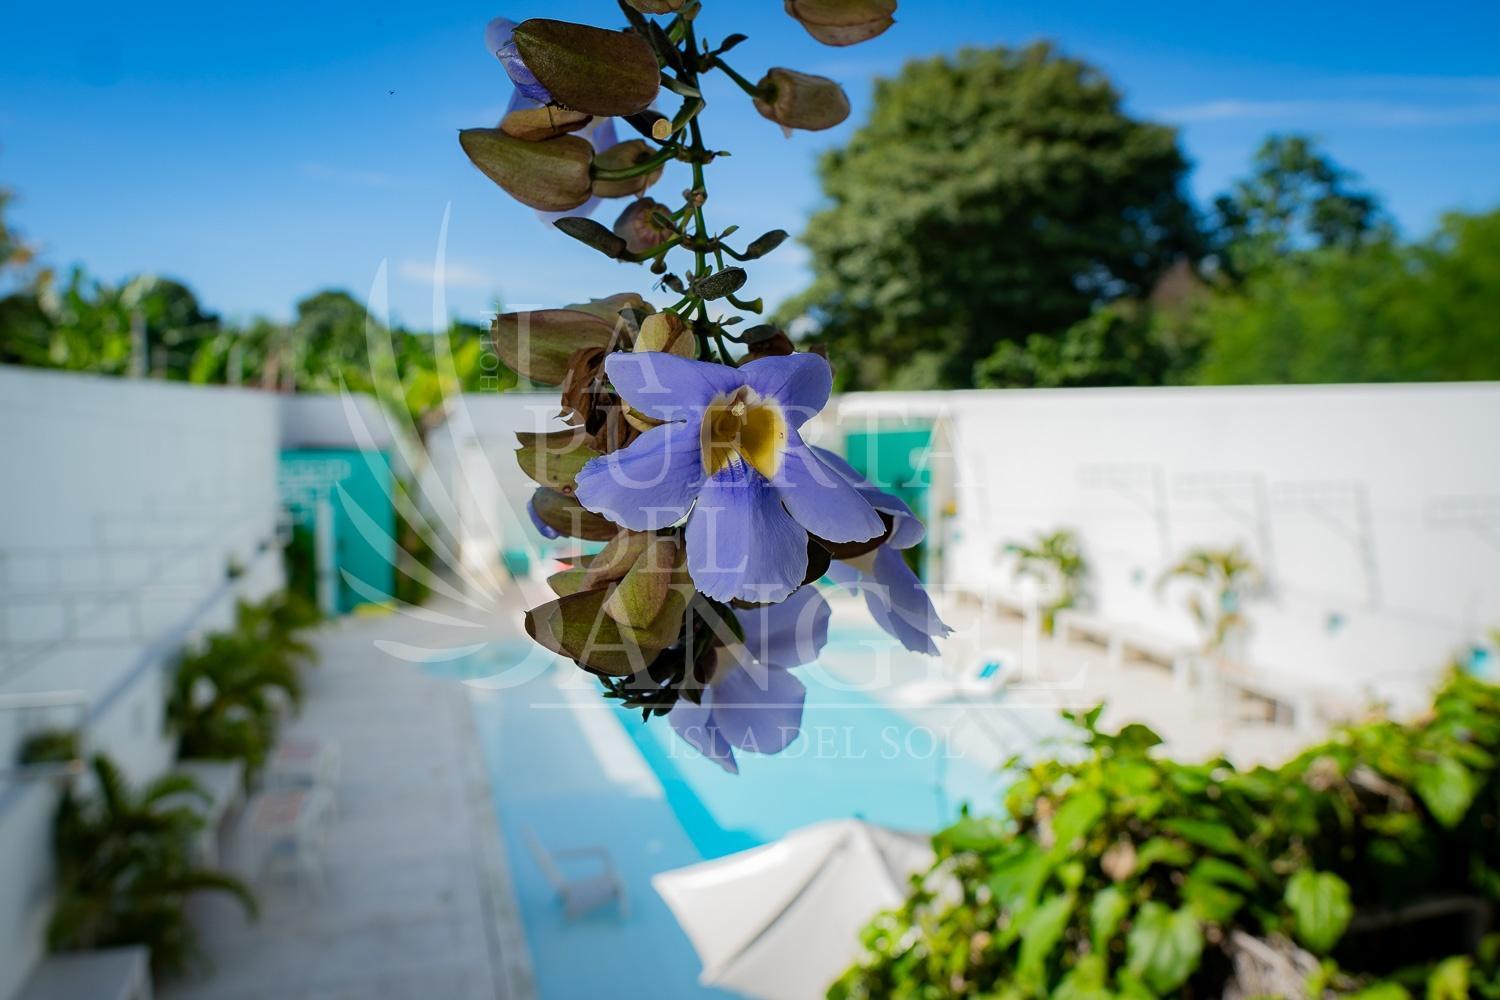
[165, 600, 531, 1000]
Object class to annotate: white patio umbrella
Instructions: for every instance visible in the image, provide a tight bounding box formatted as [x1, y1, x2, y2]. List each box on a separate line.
[652, 819, 934, 1000]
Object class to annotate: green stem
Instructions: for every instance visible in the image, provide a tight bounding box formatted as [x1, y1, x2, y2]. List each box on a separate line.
[591, 146, 678, 182]
[713, 58, 765, 100]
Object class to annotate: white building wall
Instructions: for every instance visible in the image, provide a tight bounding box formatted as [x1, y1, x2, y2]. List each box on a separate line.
[833, 383, 1500, 697]
[0, 367, 285, 1000]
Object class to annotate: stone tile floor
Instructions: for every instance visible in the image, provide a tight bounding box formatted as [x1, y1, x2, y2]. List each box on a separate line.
[164, 599, 531, 1000]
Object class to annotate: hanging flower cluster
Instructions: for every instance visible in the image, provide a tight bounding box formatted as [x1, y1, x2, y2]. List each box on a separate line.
[465, 0, 947, 773]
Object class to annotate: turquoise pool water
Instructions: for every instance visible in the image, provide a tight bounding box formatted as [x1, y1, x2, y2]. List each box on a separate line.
[447, 629, 1006, 999]
[615, 671, 1001, 859]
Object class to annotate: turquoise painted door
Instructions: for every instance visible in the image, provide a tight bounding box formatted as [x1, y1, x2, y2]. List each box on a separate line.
[844, 425, 933, 576]
[279, 450, 396, 613]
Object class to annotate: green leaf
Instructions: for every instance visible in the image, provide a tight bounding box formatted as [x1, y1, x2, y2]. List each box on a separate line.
[1344, 986, 1411, 1000]
[1050, 790, 1106, 854]
[937, 815, 1008, 852]
[1182, 865, 1245, 923]
[1427, 956, 1471, 1000]
[1159, 817, 1244, 856]
[1125, 902, 1204, 995]
[1189, 856, 1256, 892]
[1284, 869, 1352, 954]
[1413, 756, 1477, 828]
[987, 843, 1051, 915]
[1017, 892, 1076, 982]
[1089, 886, 1130, 951]
[512, 19, 660, 117]
[1135, 836, 1193, 871]
[1053, 953, 1111, 1000]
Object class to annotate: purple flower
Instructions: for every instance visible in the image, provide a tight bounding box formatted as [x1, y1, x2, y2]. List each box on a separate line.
[669, 584, 831, 773]
[573, 352, 884, 603]
[814, 447, 952, 655]
[484, 17, 552, 104]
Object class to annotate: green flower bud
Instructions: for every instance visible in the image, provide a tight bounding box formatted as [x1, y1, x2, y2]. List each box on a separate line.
[500, 105, 593, 142]
[612, 198, 676, 256]
[511, 19, 661, 117]
[459, 128, 593, 212]
[753, 68, 851, 132]
[783, 0, 897, 47]
[591, 140, 665, 198]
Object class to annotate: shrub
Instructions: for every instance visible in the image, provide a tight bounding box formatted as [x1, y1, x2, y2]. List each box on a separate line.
[832, 670, 1500, 998]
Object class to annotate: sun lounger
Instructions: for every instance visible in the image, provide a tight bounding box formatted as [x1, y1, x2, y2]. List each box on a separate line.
[525, 829, 628, 921]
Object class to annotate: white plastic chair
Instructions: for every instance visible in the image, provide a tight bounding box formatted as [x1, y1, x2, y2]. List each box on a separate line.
[525, 829, 629, 921]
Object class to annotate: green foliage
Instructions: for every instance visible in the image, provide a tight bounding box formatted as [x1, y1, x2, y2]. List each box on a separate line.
[974, 304, 1182, 390]
[1005, 528, 1087, 633]
[49, 755, 256, 977]
[831, 670, 1500, 999]
[1156, 545, 1260, 653]
[1210, 135, 1387, 281]
[167, 595, 317, 781]
[16, 728, 82, 769]
[1193, 208, 1500, 385]
[786, 43, 1200, 389]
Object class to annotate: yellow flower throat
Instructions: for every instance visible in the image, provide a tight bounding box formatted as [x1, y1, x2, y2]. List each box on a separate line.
[701, 386, 787, 480]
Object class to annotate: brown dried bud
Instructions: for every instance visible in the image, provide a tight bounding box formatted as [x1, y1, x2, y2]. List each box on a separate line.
[753, 68, 851, 132]
[511, 19, 661, 116]
[783, 0, 897, 47]
[592, 140, 666, 198]
[500, 105, 593, 142]
[459, 129, 593, 212]
[624, 0, 688, 12]
[612, 198, 676, 256]
[633, 312, 695, 358]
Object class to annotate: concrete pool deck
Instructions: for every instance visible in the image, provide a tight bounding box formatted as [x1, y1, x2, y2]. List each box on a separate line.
[165, 598, 534, 1000]
[168, 580, 1319, 999]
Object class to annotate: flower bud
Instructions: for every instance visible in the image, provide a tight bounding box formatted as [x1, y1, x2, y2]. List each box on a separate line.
[612, 198, 676, 256]
[624, 0, 688, 11]
[753, 68, 851, 132]
[500, 105, 592, 142]
[460, 129, 594, 211]
[633, 312, 694, 358]
[591, 140, 665, 198]
[783, 0, 897, 47]
[511, 19, 661, 117]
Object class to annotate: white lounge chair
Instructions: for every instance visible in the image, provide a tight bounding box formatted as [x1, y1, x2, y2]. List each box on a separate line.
[895, 648, 1016, 705]
[525, 829, 629, 921]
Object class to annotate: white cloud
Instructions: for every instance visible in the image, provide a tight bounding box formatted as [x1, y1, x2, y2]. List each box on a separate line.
[301, 162, 397, 188]
[397, 259, 498, 291]
[1155, 98, 1500, 127]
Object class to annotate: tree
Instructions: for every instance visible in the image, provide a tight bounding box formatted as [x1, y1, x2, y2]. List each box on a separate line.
[782, 43, 1201, 389]
[975, 302, 1176, 389]
[1210, 134, 1386, 280]
[1192, 209, 1500, 385]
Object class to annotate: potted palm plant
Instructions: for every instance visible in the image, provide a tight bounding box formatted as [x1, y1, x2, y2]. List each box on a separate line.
[48, 755, 256, 978]
[1004, 528, 1088, 634]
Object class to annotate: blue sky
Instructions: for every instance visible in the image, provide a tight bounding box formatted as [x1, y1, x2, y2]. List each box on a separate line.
[2, 0, 1498, 328]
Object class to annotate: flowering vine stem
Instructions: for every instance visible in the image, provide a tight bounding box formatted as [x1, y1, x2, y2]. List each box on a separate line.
[462, 2, 939, 768]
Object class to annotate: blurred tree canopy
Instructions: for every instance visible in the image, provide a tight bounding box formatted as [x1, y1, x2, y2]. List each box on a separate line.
[783, 43, 1202, 389]
[785, 44, 1499, 390]
[1193, 209, 1500, 384]
[1209, 134, 1388, 281]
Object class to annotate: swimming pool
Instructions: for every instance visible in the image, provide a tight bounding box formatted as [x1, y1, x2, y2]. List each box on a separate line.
[447, 627, 1008, 999]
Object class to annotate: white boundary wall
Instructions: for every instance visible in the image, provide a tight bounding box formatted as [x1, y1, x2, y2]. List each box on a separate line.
[833, 383, 1500, 696]
[0, 367, 285, 1000]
